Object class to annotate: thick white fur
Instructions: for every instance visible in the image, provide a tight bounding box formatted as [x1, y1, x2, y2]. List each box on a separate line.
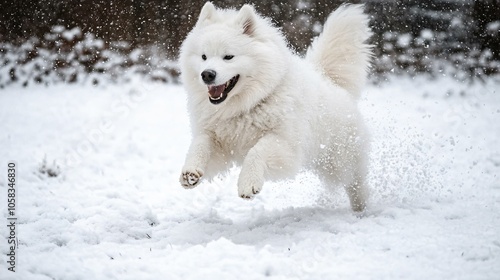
[179, 2, 372, 211]
[306, 4, 373, 96]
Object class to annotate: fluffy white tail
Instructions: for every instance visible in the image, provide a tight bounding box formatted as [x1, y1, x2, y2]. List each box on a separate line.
[306, 4, 373, 97]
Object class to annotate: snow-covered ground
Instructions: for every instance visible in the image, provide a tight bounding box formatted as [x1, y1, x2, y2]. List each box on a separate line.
[1, 75, 499, 279]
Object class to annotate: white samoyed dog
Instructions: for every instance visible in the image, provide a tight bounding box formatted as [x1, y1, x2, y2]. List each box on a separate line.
[179, 2, 372, 211]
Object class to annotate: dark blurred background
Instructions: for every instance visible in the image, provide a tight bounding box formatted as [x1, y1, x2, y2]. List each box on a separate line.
[0, 0, 499, 87]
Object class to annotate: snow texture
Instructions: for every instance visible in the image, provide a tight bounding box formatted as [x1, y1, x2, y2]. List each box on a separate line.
[1, 75, 500, 279]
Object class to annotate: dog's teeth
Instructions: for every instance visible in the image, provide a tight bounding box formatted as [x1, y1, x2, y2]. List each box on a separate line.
[226, 81, 230, 87]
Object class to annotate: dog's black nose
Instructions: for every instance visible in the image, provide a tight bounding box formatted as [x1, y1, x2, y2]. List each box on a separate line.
[201, 70, 216, 84]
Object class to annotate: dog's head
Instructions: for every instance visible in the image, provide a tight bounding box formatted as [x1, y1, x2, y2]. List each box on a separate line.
[179, 2, 289, 113]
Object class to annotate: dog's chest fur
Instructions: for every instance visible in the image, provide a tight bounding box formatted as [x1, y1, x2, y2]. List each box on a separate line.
[206, 98, 285, 158]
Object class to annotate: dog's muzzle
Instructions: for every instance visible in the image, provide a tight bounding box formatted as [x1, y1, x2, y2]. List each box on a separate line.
[205, 74, 240, 105]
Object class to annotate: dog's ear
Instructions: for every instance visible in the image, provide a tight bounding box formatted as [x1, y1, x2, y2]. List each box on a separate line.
[238, 4, 257, 36]
[196, 2, 216, 26]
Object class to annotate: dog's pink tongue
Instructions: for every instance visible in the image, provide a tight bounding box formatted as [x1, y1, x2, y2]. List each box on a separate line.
[208, 85, 225, 98]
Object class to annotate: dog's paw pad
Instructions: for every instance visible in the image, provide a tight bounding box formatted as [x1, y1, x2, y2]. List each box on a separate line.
[238, 172, 263, 200]
[238, 185, 261, 200]
[180, 169, 203, 189]
[240, 194, 253, 200]
[186, 174, 199, 185]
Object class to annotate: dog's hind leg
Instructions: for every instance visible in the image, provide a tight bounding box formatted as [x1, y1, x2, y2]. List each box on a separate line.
[316, 155, 368, 212]
[238, 134, 299, 199]
[344, 174, 368, 212]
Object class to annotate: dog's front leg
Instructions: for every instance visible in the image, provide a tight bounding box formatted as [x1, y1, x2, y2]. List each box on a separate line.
[180, 133, 213, 188]
[238, 134, 297, 199]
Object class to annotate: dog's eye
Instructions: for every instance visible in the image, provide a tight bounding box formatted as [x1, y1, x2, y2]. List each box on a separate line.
[223, 55, 234, 60]
[202, 54, 207, 61]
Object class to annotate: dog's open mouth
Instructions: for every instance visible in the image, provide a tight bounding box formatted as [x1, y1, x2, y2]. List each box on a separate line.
[208, 75, 239, 104]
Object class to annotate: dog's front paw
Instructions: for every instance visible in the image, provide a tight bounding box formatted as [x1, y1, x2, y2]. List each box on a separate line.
[180, 168, 204, 189]
[237, 175, 263, 200]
